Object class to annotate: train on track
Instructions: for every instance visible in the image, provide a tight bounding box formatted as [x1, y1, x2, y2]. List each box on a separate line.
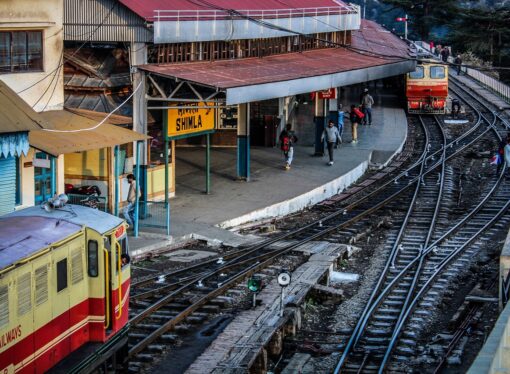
[406, 60, 449, 114]
[0, 204, 130, 374]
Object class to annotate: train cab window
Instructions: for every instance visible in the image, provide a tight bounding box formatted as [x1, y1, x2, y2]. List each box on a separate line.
[430, 66, 445, 79]
[17, 272, 32, 316]
[409, 66, 424, 79]
[0, 285, 8, 328]
[57, 259, 68, 292]
[88, 240, 99, 277]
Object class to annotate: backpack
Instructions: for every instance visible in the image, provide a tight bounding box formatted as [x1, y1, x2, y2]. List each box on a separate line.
[353, 107, 365, 119]
[281, 135, 291, 152]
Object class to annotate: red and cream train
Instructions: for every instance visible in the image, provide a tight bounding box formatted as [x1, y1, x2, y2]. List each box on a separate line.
[406, 60, 449, 114]
[0, 204, 130, 373]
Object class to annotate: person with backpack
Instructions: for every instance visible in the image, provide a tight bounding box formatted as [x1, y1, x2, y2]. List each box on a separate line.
[321, 120, 342, 166]
[349, 104, 364, 143]
[279, 123, 298, 170]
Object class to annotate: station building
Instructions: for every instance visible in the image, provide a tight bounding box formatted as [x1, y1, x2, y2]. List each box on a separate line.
[0, 0, 146, 217]
[59, 0, 415, 234]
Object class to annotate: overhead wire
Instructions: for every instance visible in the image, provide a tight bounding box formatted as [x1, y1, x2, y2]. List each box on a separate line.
[41, 80, 143, 133]
[16, 1, 118, 95]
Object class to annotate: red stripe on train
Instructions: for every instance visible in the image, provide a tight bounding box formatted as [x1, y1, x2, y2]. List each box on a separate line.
[0, 279, 130, 373]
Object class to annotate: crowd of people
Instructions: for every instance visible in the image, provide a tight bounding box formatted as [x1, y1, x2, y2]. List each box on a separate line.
[430, 41, 463, 75]
[279, 88, 375, 169]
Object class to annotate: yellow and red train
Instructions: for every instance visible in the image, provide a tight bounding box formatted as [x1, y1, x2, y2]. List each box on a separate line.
[0, 204, 130, 373]
[406, 61, 449, 114]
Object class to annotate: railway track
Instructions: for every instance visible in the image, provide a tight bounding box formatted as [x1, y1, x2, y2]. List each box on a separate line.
[125, 76, 504, 371]
[334, 77, 510, 373]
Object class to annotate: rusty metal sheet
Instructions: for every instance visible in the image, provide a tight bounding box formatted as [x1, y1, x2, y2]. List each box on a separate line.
[139, 20, 410, 90]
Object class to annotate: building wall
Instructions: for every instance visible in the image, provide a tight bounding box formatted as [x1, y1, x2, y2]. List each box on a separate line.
[0, 0, 64, 112]
[17, 149, 35, 210]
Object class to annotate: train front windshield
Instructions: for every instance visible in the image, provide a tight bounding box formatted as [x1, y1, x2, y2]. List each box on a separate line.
[430, 66, 446, 79]
[409, 66, 424, 79]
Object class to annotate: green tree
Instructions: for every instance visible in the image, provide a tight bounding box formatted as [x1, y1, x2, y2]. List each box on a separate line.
[449, 5, 510, 65]
[379, 0, 459, 40]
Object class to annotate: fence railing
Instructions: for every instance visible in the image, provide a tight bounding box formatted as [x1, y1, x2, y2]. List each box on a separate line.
[137, 200, 170, 236]
[464, 67, 510, 103]
[67, 194, 108, 212]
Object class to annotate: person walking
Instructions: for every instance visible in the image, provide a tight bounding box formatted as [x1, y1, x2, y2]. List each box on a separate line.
[440, 46, 449, 63]
[454, 54, 463, 75]
[361, 88, 375, 126]
[279, 123, 298, 170]
[123, 174, 141, 228]
[321, 120, 341, 166]
[349, 104, 363, 143]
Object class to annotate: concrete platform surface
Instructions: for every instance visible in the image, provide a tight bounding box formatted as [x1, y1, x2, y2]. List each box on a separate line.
[131, 88, 408, 252]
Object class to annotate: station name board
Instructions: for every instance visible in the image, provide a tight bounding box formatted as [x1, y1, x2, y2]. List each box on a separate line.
[167, 102, 215, 139]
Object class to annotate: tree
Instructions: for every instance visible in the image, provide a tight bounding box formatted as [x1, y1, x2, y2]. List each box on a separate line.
[379, 0, 459, 40]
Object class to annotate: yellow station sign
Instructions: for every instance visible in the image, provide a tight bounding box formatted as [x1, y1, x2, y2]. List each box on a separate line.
[167, 102, 215, 138]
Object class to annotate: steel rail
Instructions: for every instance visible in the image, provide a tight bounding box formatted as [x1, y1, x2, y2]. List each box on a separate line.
[378, 78, 509, 371]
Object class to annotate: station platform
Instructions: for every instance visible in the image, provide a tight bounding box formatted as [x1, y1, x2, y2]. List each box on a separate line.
[130, 88, 408, 257]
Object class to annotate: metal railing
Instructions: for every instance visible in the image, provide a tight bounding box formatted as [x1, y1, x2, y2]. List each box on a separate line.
[137, 200, 170, 236]
[502, 270, 510, 307]
[463, 67, 510, 103]
[67, 193, 108, 212]
[154, 6, 358, 22]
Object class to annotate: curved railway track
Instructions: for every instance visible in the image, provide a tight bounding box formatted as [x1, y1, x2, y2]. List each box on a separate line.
[126, 76, 508, 371]
[334, 77, 510, 373]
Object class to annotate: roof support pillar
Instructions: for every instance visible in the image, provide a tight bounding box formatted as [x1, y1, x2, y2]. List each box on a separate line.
[237, 103, 250, 181]
[314, 96, 327, 156]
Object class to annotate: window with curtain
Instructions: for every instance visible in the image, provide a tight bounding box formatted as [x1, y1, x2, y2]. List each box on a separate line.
[0, 31, 43, 73]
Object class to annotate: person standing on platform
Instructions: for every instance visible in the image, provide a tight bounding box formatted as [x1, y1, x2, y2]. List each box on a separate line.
[349, 105, 364, 144]
[336, 104, 345, 148]
[441, 46, 450, 63]
[454, 54, 463, 75]
[321, 120, 341, 166]
[279, 123, 298, 170]
[123, 174, 140, 228]
[361, 88, 374, 126]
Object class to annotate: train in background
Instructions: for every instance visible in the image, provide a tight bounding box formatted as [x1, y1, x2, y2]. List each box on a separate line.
[406, 60, 449, 114]
[0, 203, 130, 373]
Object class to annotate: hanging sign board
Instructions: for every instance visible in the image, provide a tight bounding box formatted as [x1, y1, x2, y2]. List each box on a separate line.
[167, 102, 216, 140]
[318, 88, 336, 99]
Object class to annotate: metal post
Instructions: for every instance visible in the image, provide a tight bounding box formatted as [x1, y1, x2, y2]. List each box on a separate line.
[206, 133, 211, 194]
[134, 141, 141, 237]
[114, 146, 119, 216]
[50, 156, 56, 197]
[280, 287, 285, 317]
[164, 110, 170, 236]
[404, 14, 408, 40]
[253, 293, 257, 308]
[363, 0, 366, 19]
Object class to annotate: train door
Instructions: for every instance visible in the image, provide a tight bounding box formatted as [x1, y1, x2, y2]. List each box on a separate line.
[111, 231, 130, 331]
[103, 237, 113, 333]
[50, 244, 71, 366]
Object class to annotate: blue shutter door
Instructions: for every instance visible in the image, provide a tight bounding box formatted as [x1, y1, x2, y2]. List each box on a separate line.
[0, 157, 16, 216]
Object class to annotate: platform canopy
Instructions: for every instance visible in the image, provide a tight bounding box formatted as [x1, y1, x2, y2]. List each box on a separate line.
[29, 110, 149, 156]
[139, 20, 415, 105]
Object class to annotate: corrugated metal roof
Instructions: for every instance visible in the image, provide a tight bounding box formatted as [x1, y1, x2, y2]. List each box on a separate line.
[120, 0, 350, 21]
[64, 0, 152, 42]
[139, 20, 410, 90]
[0, 80, 49, 133]
[29, 110, 149, 156]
